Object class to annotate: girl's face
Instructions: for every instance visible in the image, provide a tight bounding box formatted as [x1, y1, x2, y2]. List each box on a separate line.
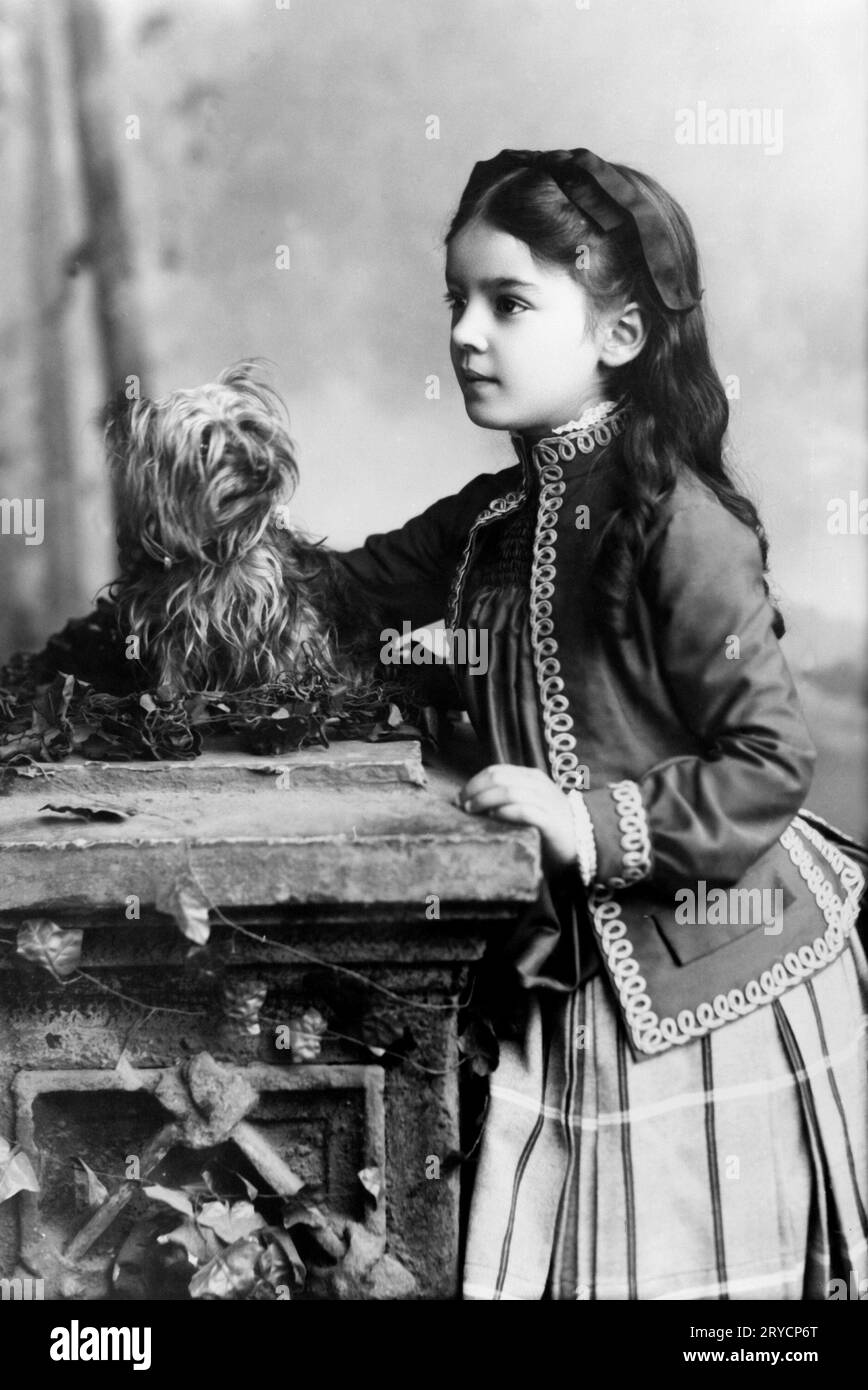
[445, 218, 607, 434]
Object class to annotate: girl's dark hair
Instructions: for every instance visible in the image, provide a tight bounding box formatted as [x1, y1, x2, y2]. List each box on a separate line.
[446, 156, 783, 636]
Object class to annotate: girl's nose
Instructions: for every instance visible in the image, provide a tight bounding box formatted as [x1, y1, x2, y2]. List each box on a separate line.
[451, 304, 488, 354]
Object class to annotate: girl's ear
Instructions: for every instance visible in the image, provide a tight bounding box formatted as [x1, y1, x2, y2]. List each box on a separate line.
[598, 302, 647, 370]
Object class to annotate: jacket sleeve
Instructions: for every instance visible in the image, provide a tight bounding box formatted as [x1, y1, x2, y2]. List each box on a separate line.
[582, 496, 817, 889]
[334, 473, 499, 631]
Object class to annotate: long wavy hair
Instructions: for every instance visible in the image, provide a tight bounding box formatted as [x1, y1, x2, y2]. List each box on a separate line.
[105, 361, 376, 692]
[446, 156, 783, 636]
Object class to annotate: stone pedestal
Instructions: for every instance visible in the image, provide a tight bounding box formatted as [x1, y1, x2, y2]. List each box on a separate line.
[0, 731, 540, 1299]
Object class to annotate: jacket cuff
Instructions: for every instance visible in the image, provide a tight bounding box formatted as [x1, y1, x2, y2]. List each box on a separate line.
[582, 780, 653, 889]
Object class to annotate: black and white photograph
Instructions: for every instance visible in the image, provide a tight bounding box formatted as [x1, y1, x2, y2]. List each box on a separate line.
[0, 0, 865, 1354]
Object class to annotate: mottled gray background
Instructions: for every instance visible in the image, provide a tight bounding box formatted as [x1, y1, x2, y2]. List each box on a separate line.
[1, 0, 865, 828]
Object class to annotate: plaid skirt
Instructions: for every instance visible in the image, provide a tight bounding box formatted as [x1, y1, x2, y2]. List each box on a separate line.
[462, 937, 868, 1301]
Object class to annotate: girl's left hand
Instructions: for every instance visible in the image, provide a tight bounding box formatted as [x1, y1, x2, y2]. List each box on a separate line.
[456, 764, 575, 871]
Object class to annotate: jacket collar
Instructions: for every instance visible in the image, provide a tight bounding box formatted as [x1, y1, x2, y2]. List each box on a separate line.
[510, 399, 630, 482]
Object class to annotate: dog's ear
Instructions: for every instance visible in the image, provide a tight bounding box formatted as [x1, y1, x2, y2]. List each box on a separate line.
[101, 386, 140, 456]
[217, 358, 272, 394]
[217, 358, 289, 424]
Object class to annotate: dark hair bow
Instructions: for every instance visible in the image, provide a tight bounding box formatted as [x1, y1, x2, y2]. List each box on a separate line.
[460, 148, 700, 312]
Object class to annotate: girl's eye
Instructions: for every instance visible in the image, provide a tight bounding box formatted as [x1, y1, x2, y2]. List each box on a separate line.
[496, 296, 527, 316]
[442, 291, 529, 316]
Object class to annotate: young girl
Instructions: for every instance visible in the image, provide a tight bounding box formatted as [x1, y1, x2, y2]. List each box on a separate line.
[336, 147, 868, 1300]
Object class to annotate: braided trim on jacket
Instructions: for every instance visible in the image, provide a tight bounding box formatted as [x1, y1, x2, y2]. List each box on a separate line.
[445, 489, 526, 630]
[602, 779, 653, 889]
[526, 409, 629, 795]
[589, 817, 865, 1056]
[528, 457, 583, 789]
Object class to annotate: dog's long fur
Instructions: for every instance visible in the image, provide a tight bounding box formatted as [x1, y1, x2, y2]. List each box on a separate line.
[105, 362, 381, 693]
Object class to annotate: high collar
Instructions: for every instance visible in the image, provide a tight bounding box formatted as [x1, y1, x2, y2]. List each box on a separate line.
[510, 400, 631, 480]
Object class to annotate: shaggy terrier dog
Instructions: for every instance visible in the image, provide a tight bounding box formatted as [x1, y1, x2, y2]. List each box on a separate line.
[102, 361, 383, 694]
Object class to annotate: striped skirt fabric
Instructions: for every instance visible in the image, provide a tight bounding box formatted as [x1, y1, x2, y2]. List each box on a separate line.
[462, 938, 868, 1301]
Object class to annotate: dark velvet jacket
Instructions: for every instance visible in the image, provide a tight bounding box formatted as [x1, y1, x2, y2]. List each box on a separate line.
[337, 412, 865, 1060]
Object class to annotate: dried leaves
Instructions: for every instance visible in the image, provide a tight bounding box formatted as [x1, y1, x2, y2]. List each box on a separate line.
[0, 605, 439, 766]
[73, 1158, 109, 1212]
[0, 671, 78, 763]
[38, 801, 136, 823]
[128, 1168, 354, 1300]
[77, 689, 203, 762]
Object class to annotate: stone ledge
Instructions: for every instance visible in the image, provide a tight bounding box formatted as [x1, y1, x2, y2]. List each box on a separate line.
[0, 738, 426, 796]
[0, 740, 542, 912]
[0, 828, 540, 912]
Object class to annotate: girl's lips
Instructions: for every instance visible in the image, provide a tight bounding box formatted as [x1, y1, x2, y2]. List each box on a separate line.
[462, 371, 498, 385]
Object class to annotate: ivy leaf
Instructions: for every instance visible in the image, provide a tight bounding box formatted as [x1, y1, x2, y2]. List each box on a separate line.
[234, 1172, 258, 1202]
[115, 1052, 144, 1091]
[31, 672, 77, 734]
[16, 919, 83, 979]
[221, 980, 268, 1035]
[281, 1189, 329, 1231]
[262, 1228, 306, 1290]
[155, 878, 210, 946]
[287, 1008, 327, 1062]
[157, 1216, 220, 1268]
[189, 1235, 264, 1300]
[198, 1200, 265, 1245]
[113, 1056, 143, 1089]
[281, 1192, 346, 1266]
[255, 1236, 292, 1295]
[357, 1166, 382, 1205]
[142, 1184, 195, 1218]
[363, 1025, 417, 1071]
[73, 1157, 109, 1211]
[458, 1014, 500, 1078]
[0, 1137, 40, 1203]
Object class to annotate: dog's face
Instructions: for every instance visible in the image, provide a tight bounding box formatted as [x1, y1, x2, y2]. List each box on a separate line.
[104, 362, 341, 693]
[106, 361, 298, 572]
